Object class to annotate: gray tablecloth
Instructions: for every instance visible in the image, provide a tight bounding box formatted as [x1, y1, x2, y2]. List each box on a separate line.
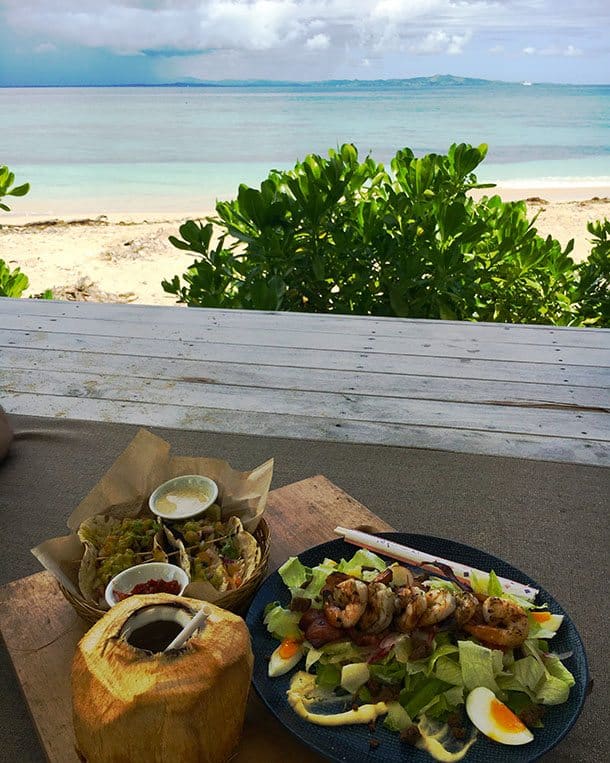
[1, 415, 608, 762]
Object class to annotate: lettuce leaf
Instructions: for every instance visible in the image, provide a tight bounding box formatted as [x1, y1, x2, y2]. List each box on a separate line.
[469, 571, 489, 595]
[458, 640, 503, 692]
[535, 675, 572, 705]
[401, 676, 451, 718]
[536, 656, 575, 705]
[383, 701, 412, 732]
[316, 662, 342, 690]
[404, 657, 429, 676]
[263, 603, 302, 639]
[306, 561, 338, 597]
[513, 655, 546, 692]
[434, 656, 464, 687]
[393, 635, 413, 664]
[486, 570, 504, 596]
[517, 640, 575, 706]
[305, 647, 323, 672]
[426, 577, 462, 594]
[318, 640, 366, 665]
[278, 556, 310, 588]
[421, 686, 465, 718]
[428, 643, 460, 674]
[544, 656, 576, 686]
[369, 661, 406, 685]
[337, 549, 386, 577]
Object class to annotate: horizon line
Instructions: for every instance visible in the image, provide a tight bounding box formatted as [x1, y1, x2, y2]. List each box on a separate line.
[2, 74, 610, 88]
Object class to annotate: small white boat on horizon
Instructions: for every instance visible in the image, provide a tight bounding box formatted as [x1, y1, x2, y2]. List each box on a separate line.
[521, 80, 533, 86]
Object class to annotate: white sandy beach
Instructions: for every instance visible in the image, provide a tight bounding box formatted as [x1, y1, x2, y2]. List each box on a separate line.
[1, 187, 609, 306]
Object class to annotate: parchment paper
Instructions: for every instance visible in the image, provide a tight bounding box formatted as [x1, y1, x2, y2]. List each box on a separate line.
[32, 429, 273, 605]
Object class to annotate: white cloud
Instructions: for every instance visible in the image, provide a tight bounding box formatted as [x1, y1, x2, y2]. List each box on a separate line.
[305, 33, 330, 51]
[1, 0, 606, 79]
[1, 1, 496, 56]
[408, 30, 471, 56]
[522, 43, 585, 57]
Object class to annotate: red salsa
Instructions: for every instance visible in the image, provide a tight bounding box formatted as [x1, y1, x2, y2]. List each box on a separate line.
[115, 578, 181, 601]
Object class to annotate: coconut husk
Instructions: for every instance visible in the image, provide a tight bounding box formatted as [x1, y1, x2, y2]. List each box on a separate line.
[71, 593, 253, 763]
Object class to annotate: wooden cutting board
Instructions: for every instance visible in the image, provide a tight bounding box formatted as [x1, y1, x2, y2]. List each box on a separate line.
[0, 475, 393, 762]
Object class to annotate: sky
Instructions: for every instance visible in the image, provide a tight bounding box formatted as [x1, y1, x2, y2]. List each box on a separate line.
[0, 1, 609, 86]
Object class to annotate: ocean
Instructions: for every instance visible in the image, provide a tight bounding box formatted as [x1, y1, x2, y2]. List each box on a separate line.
[2, 81, 610, 218]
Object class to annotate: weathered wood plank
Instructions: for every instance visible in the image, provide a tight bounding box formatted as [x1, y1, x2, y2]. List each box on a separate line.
[3, 315, 608, 366]
[4, 392, 609, 466]
[0, 477, 390, 763]
[2, 330, 607, 386]
[4, 346, 608, 408]
[1, 297, 608, 348]
[1, 300, 607, 465]
[3, 368, 607, 440]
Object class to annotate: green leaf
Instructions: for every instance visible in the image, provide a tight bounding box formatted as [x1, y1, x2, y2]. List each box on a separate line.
[8, 183, 30, 197]
[402, 677, 450, 718]
[278, 557, 310, 588]
[316, 663, 342, 690]
[312, 255, 325, 281]
[263, 604, 302, 640]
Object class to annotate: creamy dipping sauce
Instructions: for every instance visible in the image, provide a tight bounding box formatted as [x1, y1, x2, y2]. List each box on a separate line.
[156, 486, 213, 517]
[287, 672, 388, 726]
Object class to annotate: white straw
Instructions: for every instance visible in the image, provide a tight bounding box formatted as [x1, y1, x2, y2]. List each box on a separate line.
[164, 606, 209, 651]
[334, 527, 538, 601]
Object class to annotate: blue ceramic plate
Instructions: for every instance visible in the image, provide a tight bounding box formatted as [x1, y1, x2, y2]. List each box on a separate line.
[246, 533, 589, 763]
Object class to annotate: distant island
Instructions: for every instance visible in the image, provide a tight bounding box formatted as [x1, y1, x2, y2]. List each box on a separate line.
[2, 74, 557, 89]
[6, 73, 610, 88]
[166, 74, 501, 88]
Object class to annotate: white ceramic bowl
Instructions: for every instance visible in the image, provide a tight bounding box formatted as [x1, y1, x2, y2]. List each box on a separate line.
[105, 562, 190, 608]
[148, 474, 219, 521]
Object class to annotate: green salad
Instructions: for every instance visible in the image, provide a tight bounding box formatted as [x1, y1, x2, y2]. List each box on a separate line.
[263, 549, 575, 761]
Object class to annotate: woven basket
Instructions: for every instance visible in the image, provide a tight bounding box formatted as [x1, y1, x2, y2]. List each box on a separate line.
[60, 518, 270, 625]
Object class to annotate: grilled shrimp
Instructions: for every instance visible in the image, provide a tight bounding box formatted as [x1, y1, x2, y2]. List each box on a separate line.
[464, 596, 529, 648]
[454, 592, 480, 627]
[357, 582, 396, 633]
[417, 589, 457, 627]
[394, 586, 427, 632]
[322, 576, 368, 628]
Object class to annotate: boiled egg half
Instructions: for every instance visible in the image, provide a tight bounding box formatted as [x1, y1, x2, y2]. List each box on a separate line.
[466, 687, 534, 746]
[268, 638, 304, 677]
[530, 610, 564, 637]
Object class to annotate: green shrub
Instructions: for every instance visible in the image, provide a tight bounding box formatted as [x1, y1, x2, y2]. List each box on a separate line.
[0, 166, 30, 297]
[0, 260, 29, 298]
[163, 143, 605, 326]
[0, 165, 51, 298]
[0, 165, 29, 211]
[574, 220, 610, 325]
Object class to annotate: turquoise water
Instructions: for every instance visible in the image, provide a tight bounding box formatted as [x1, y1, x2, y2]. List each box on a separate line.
[2, 82, 609, 216]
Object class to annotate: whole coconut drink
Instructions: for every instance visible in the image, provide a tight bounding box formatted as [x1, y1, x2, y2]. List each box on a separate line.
[71, 593, 253, 763]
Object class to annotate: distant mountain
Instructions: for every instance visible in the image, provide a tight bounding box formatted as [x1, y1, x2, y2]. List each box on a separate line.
[158, 74, 514, 89]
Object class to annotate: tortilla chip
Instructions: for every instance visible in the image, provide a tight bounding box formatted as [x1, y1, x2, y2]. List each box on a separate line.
[236, 530, 261, 582]
[77, 515, 121, 547]
[163, 525, 191, 575]
[78, 540, 105, 606]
